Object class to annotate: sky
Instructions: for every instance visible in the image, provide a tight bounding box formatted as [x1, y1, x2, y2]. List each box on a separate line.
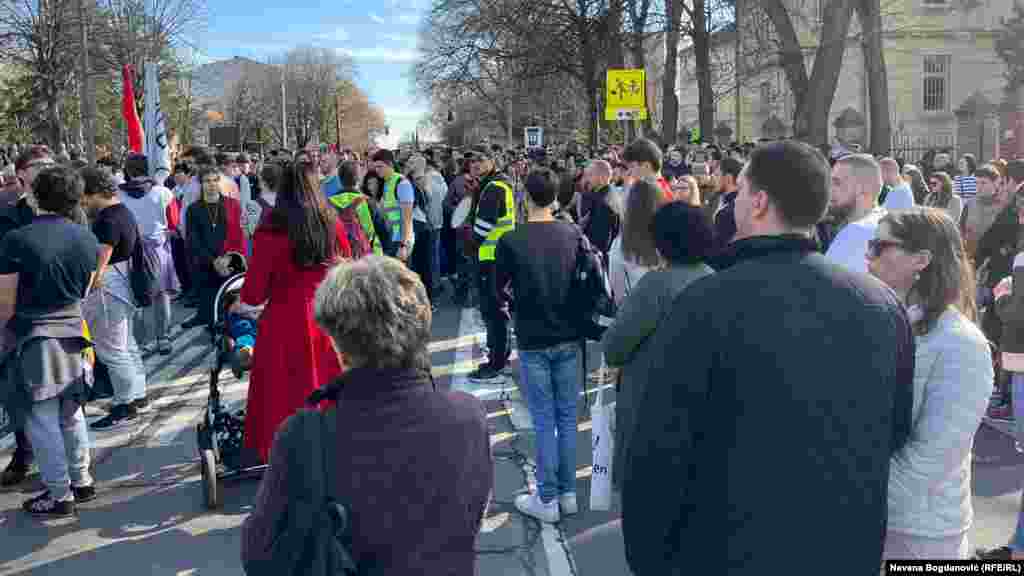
[196, 0, 430, 147]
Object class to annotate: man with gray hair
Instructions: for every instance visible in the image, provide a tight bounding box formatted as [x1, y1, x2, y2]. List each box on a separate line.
[825, 153, 887, 275]
[879, 157, 915, 210]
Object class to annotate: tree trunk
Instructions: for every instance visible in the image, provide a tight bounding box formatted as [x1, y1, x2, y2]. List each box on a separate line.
[856, 0, 891, 155]
[693, 0, 714, 144]
[661, 0, 681, 146]
[47, 92, 63, 150]
[761, 0, 855, 146]
[608, 0, 626, 70]
[628, 0, 654, 134]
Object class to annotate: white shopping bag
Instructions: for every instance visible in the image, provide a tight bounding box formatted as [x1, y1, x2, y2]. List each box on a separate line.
[589, 357, 614, 511]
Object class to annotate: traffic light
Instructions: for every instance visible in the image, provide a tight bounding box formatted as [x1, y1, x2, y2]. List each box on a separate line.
[447, 110, 454, 123]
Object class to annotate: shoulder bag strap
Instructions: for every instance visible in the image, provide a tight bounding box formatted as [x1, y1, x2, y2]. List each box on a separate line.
[320, 406, 359, 574]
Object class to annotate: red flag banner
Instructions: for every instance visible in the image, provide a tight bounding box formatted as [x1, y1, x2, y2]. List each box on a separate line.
[122, 65, 144, 153]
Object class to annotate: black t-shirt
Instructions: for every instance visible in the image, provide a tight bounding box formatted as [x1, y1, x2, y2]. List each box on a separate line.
[0, 215, 99, 319]
[495, 220, 580, 350]
[92, 203, 138, 265]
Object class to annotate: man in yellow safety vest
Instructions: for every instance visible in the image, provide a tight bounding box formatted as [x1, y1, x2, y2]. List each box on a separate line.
[467, 147, 517, 382]
[371, 149, 415, 261]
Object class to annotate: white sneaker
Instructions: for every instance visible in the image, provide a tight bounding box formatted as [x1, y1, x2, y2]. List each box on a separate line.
[559, 492, 578, 516]
[515, 492, 559, 523]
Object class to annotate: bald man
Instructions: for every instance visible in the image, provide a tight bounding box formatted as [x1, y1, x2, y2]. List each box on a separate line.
[879, 157, 915, 210]
[581, 160, 621, 255]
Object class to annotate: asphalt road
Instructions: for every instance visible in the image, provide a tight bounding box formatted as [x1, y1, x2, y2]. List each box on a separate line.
[0, 298, 1022, 575]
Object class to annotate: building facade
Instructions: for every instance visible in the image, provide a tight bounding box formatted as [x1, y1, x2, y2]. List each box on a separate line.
[651, 0, 1018, 161]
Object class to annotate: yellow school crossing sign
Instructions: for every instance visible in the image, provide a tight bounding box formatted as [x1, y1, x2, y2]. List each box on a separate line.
[605, 69, 648, 121]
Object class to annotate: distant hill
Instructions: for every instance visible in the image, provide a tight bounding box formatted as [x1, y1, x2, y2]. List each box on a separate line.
[190, 56, 271, 104]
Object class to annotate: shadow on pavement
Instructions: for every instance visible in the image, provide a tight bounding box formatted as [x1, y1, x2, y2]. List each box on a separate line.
[0, 472, 257, 576]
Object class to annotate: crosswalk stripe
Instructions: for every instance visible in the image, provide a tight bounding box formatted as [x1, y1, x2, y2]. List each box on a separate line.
[428, 332, 486, 353]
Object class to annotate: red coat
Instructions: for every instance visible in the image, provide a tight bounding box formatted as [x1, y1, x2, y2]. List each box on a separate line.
[240, 219, 352, 462]
[222, 196, 246, 255]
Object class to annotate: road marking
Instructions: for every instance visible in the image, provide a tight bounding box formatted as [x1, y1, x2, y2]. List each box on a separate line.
[432, 353, 520, 378]
[428, 331, 487, 353]
[453, 306, 574, 575]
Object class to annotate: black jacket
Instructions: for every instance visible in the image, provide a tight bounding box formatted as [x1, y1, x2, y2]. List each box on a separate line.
[581, 185, 620, 256]
[975, 202, 1019, 289]
[0, 197, 34, 240]
[622, 235, 914, 576]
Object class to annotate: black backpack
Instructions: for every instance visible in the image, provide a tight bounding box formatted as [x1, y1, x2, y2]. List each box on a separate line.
[112, 226, 160, 308]
[569, 231, 616, 341]
[125, 230, 161, 308]
[243, 406, 359, 576]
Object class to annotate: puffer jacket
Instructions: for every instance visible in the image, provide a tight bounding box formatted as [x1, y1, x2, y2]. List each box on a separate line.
[887, 308, 993, 538]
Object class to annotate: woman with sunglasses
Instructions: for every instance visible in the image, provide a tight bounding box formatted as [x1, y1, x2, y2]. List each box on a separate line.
[924, 171, 963, 225]
[867, 207, 992, 560]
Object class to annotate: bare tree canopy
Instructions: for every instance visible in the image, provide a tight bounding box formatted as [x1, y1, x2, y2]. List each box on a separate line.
[0, 0, 81, 146]
[224, 46, 378, 150]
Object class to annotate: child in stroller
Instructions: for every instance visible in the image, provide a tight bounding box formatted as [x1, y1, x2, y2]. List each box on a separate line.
[221, 290, 258, 380]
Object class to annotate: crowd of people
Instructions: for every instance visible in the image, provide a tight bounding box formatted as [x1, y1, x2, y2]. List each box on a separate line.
[3, 132, 1024, 573]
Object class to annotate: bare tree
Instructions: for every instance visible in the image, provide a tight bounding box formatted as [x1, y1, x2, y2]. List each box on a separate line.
[760, 0, 855, 146]
[661, 0, 682, 145]
[91, 0, 207, 106]
[417, 0, 621, 146]
[0, 0, 81, 147]
[230, 47, 354, 149]
[856, 0, 890, 154]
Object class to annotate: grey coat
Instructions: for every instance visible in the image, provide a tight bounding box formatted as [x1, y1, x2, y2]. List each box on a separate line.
[601, 263, 713, 490]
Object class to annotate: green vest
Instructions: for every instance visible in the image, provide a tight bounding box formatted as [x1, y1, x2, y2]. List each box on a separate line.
[478, 179, 516, 261]
[380, 172, 404, 241]
[329, 192, 383, 256]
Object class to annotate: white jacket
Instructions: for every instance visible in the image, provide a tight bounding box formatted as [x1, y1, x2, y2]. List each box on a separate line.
[887, 307, 993, 537]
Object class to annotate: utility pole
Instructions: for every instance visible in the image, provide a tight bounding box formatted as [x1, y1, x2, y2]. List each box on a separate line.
[78, 0, 96, 164]
[280, 73, 287, 149]
[335, 91, 343, 150]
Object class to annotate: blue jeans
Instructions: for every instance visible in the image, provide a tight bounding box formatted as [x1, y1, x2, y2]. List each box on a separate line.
[519, 341, 581, 503]
[83, 268, 147, 405]
[1011, 374, 1024, 550]
[23, 394, 92, 501]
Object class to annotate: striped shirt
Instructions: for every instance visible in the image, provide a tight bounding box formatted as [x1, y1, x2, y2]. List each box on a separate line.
[954, 175, 977, 201]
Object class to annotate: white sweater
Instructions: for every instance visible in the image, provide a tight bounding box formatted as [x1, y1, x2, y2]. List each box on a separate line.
[886, 307, 993, 537]
[608, 236, 654, 306]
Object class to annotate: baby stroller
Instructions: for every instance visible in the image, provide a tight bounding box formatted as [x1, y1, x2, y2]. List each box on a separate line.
[195, 253, 265, 509]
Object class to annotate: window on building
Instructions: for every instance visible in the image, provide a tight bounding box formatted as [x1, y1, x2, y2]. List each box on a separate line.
[922, 55, 950, 112]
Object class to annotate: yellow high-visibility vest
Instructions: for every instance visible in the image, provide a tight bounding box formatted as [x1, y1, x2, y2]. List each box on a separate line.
[380, 172, 404, 241]
[478, 179, 516, 262]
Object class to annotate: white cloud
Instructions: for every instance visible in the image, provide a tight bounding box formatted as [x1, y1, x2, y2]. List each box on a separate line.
[239, 43, 288, 58]
[314, 27, 349, 42]
[381, 106, 428, 119]
[369, 12, 386, 24]
[380, 33, 417, 47]
[338, 47, 420, 63]
[396, 13, 420, 25]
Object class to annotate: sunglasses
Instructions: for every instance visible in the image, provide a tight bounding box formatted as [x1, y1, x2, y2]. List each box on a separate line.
[867, 238, 905, 259]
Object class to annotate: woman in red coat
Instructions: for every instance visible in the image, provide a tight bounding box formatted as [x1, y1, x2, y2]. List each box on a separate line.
[240, 160, 352, 462]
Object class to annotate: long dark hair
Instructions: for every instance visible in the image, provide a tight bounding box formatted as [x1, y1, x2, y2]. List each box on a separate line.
[622, 178, 668, 267]
[882, 207, 976, 335]
[928, 171, 954, 209]
[268, 162, 338, 268]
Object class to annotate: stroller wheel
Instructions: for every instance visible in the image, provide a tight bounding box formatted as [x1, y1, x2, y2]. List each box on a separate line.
[200, 448, 220, 509]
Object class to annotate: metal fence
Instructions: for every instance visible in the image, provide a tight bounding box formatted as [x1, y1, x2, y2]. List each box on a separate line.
[888, 132, 957, 165]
